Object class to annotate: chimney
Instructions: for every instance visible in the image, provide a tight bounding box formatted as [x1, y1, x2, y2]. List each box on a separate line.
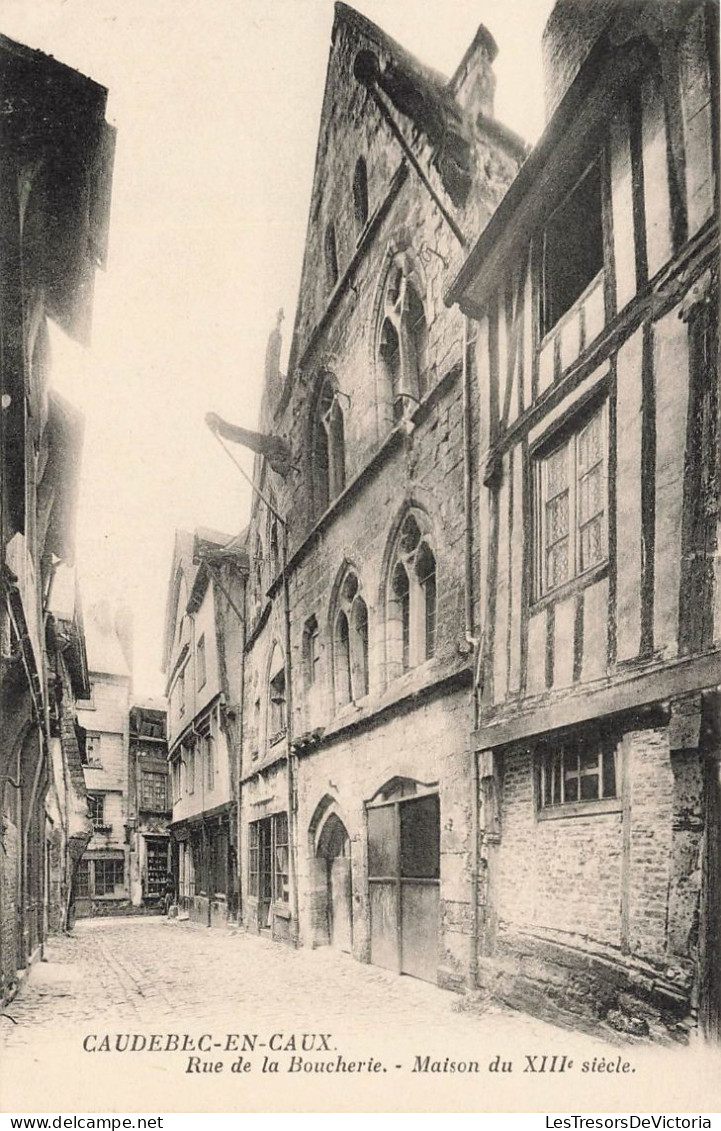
[449, 24, 498, 125]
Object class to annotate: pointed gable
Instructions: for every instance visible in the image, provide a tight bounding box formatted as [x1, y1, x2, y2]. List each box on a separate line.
[285, 2, 516, 379]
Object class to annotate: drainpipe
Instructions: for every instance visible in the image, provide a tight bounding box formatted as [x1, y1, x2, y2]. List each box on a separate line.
[281, 522, 300, 944]
[462, 316, 481, 989]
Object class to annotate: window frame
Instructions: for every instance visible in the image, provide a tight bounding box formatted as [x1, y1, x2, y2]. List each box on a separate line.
[267, 645, 287, 748]
[539, 154, 605, 341]
[87, 792, 106, 829]
[533, 398, 609, 602]
[140, 770, 168, 812]
[247, 813, 289, 905]
[535, 729, 620, 820]
[378, 260, 429, 423]
[85, 732, 102, 766]
[311, 375, 346, 518]
[387, 511, 438, 676]
[333, 571, 369, 708]
[92, 857, 125, 897]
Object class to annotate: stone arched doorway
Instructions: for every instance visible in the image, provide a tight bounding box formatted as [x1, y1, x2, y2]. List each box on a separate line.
[316, 813, 352, 953]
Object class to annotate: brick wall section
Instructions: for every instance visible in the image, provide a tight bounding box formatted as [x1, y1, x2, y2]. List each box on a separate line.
[627, 727, 675, 959]
[485, 721, 704, 1039]
[499, 748, 623, 946]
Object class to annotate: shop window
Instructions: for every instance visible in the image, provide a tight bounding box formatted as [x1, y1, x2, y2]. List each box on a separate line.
[379, 261, 428, 422]
[273, 812, 289, 903]
[249, 822, 259, 898]
[75, 859, 90, 897]
[140, 772, 167, 812]
[541, 158, 604, 337]
[538, 732, 617, 809]
[311, 376, 345, 517]
[353, 157, 369, 231]
[387, 511, 437, 675]
[534, 401, 607, 597]
[333, 571, 369, 707]
[197, 634, 206, 689]
[248, 813, 289, 915]
[94, 858, 124, 896]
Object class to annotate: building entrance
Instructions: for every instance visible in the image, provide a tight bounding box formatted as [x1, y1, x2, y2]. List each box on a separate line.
[317, 813, 352, 952]
[367, 783, 439, 983]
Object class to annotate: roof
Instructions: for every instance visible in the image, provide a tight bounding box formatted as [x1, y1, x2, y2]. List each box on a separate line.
[445, 23, 656, 312]
[160, 526, 235, 673]
[0, 33, 114, 345]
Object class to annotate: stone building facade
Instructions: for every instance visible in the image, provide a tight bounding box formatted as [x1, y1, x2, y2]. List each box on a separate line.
[446, 0, 720, 1040]
[0, 35, 113, 1000]
[75, 603, 133, 917]
[163, 529, 248, 927]
[235, 2, 524, 988]
[127, 702, 170, 908]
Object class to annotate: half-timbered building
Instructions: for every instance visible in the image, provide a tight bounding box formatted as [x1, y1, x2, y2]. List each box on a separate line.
[163, 529, 248, 926]
[446, 0, 720, 1040]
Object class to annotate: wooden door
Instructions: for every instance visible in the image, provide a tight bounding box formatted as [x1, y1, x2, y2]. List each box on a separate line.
[367, 791, 440, 983]
[399, 794, 440, 982]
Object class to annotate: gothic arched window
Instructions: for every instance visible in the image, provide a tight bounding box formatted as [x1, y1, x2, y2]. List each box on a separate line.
[325, 223, 339, 289]
[312, 375, 345, 517]
[378, 260, 428, 423]
[267, 642, 287, 748]
[387, 511, 437, 678]
[353, 157, 369, 232]
[333, 571, 369, 707]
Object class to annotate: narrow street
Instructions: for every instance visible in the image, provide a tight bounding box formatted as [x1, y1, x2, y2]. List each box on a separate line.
[1, 917, 715, 1113]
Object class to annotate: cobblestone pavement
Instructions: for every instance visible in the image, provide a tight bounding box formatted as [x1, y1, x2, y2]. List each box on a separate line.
[0, 917, 715, 1113]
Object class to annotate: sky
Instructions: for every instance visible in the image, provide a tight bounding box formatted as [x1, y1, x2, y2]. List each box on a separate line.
[2, 0, 555, 696]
